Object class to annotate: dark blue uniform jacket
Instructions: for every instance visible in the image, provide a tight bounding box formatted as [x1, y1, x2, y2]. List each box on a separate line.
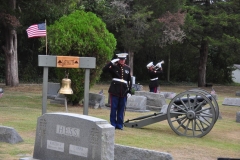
[102, 62, 132, 97]
[148, 69, 163, 88]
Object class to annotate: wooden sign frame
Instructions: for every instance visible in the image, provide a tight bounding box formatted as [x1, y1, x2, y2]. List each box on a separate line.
[38, 55, 96, 115]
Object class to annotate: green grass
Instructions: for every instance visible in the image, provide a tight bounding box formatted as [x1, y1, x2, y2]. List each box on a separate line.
[0, 83, 240, 160]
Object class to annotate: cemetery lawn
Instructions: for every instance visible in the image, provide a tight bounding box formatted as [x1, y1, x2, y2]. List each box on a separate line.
[0, 83, 240, 160]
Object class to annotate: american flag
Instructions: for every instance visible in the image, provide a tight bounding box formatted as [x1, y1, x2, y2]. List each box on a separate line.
[211, 87, 216, 95]
[26, 23, 46, 38]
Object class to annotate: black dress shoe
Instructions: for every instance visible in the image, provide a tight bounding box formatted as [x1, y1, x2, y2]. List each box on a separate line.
[116, 127, 123, 130]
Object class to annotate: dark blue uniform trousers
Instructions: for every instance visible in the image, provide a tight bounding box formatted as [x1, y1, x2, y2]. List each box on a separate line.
[110, 94, 126, 129]
[150, 87, 157, 93]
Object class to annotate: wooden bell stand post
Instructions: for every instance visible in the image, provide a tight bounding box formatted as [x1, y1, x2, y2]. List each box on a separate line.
[38, 55, 96, 115]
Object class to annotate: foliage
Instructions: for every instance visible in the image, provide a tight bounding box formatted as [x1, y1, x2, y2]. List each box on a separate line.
[1, 0, 239, 86]
[158, 10, 186, 47]
[15, 0, 84, 83]
[43, 10, 116, 105]
[0, 0, 21, 29]
[182, 0, 240, 85]
[103, 0, 155, 52]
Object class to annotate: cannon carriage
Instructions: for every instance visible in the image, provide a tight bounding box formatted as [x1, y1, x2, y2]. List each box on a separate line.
[124, 89, 219, 138]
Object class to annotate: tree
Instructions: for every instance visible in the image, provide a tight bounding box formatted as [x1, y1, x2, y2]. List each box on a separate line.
[158, 10, 186, 82]
[44, 10, 116, 105]
[184, 0, 240, 86]
[0, 0, 82, 85]
[103, 0, 152, 76]
[0, 0, 20, 86]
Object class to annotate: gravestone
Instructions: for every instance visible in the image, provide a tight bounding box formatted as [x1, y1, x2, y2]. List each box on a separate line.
[47, 82, 61, 100]
[222, 98, 240, 107]
[114, 144, 173, 160]
[132, 84, 143, 91]
[126, 95, 147, 112]
[89, 93, 105, 108]
[134, 91, 167, 110]
[47, 82, 66, 105]
[32, 113, 114, 160]
[236, 91, 240, 97]
[236, 111, 240, 123]
[0, 126, 23, 144]
[160, 92, 176, 99]
[50, 93, 65, 105]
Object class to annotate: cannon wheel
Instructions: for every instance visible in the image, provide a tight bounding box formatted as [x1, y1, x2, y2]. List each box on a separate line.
[176, 89, 219, 131]
[188, 88, 219, 123]
[167, 90, 216, 138]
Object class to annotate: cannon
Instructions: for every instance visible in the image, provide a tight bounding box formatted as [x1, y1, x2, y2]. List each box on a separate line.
[124, 89, 219, 138]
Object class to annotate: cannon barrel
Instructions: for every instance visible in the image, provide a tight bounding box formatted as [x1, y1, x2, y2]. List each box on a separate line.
[173, 94, 212, 105]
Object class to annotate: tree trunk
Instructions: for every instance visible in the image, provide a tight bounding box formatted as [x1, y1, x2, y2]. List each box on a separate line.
[167, 52, 170, 82]
[198, 40, 208, 87]
[3, 29, 19, 86]
[2, 0, 19, 86]
[128, 51, 134, 76]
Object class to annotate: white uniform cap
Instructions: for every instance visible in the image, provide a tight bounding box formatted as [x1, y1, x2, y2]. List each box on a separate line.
[116, 53, 128, 59]
[146, 62, 154, 69]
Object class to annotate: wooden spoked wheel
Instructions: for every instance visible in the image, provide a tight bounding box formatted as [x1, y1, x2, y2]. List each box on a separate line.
[167, 90, 217, 138]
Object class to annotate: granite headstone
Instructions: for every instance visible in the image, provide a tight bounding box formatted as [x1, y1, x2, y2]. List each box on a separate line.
[132, 84, 143, 91]
[32, 112, 114, 160]
[134, 91, 167, 107]
[47, 82, 61, 100]
[236, 91, 240, 97]
[114, 144, 173, 160]
[0, 126, 23, 144]
[222, 98, 240, 107]
[160, 92, 176, 99]
[236, 111, 240, 123]
[126, 95, 147, 111]
[88, 93, 105, 108]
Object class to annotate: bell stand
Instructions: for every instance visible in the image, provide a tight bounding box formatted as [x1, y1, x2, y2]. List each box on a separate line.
[64, 97, 68, 112]
[38, 55, 96, 115]
[64, 71, 68, 112]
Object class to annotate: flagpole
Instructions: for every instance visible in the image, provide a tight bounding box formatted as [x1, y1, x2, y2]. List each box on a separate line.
[45, 19, 47, 55]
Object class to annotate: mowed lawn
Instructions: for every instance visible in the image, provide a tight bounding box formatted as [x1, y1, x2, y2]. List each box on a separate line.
[0, 83, 240, 160]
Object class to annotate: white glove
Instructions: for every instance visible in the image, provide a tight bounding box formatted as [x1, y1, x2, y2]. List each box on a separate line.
[156, 63, 162, 68]
[111, 58, 119, 64]
[156, 61, 164, 68]
[127, 93, 132, 98]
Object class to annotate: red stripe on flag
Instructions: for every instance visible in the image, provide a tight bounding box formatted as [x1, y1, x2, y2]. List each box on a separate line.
[26, 23, 46, 38]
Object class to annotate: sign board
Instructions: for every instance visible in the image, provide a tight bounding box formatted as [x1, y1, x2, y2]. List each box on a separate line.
[57, 56, 79, 68]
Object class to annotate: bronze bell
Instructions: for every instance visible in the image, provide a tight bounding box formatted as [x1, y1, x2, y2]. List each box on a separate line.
[59, 78, 73, 94]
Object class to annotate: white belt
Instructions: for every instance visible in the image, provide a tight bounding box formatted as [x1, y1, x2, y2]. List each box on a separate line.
[151, 77, 158, 81]
[112, 78, 127, 84]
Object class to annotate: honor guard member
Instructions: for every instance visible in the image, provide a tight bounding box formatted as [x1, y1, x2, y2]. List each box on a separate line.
[102, 53, 132, 130]
[146, 61, 163, 93]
